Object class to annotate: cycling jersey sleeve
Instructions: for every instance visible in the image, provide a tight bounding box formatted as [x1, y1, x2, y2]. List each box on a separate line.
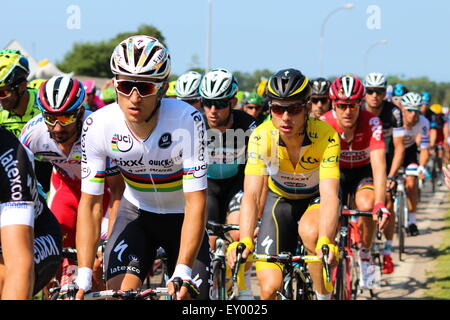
[419, 116, 430, 149]
[319, 126, 341, 180]
[80, 115, 108, 195]
[368, 115, 386, 151]
[391, 106, 405, 138]
[0, 130, 41, 227]
[244, 127, 270, 176]
[180, 109, 208, 192]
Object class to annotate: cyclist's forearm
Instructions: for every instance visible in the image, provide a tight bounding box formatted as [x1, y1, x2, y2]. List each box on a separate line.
[177, 190, 207, 267]
[239, 191, 259, 241]
[388, 143, 405, 177]
[419, 148, 429, 167]
[1, 225, 34, 299]
[76, 196, 103, 269]
[318, 179, 339, 240]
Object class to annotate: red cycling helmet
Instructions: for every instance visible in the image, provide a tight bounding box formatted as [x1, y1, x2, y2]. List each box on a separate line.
[37, 76, 86, 114]
[329, 74, 365, 102]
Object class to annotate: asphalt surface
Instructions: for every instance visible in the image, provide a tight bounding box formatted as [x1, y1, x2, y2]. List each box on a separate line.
[358, 180, 449, 300]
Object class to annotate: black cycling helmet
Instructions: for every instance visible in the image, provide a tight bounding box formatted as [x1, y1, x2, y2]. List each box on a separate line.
[311, 77, 331, 96]
[266, 68, 311, 101]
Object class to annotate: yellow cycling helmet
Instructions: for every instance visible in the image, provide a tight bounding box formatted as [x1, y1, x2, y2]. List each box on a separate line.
[430, 103, 443, 114]
[165, 80, 177, 97]
[256, 79, 267, 97]
[28, 78, 47, 90]
[0, 52, 30, 87]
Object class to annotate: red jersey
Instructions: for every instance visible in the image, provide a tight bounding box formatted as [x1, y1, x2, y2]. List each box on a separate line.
[320, 109, 385, 169]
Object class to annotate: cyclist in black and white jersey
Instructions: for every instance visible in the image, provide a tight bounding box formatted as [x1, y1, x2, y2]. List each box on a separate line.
[363, 72, 405, 274]
[400, 93, 430, 236]
[75, 36, 210, 300]
[0, 127, 61, 299]
[199, 68, 256, 299]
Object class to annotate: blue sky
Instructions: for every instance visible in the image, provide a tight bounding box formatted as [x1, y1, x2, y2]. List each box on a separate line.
[2, 0, 448, 82]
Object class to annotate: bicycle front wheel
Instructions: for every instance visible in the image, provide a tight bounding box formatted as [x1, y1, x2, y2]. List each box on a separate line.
[210, 259, 226, 300]
[333, 252, 351, 300]
[397, 192, 405, 261]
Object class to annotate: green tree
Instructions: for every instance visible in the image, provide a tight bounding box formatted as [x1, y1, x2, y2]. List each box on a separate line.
[57, 25, 166, 77]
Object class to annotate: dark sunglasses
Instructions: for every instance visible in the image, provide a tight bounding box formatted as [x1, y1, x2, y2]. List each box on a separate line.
[334, 102, 359, 111]
[245, 105, 261, 110]
[113, 79, 163, 97]
[310, 97, 329, 104]
[202, 98, 231, 109]
[366, 89, 386, 96]
[269, 101, 307, 116]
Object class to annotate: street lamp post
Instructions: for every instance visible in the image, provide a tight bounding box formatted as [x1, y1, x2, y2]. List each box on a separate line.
[205, 0, 212, 73]
[319, 3, 354, 76]
[363, 40, 388, 75]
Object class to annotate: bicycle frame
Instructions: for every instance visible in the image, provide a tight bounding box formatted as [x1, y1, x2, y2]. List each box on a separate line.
[207, 221, 240, 300]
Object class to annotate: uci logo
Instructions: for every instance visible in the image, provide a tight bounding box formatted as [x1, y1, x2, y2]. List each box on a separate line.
[158, 133, 172, 149]
[111, 134, 133, 152]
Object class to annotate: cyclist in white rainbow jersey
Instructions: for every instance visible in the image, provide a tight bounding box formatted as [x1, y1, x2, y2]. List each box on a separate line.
[75, 36, 210, 300]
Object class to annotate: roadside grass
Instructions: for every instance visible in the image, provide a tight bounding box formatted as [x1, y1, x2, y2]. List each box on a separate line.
[424, 195, 450, 299]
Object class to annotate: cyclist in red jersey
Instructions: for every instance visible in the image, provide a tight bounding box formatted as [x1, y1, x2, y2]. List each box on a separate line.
[20, 76, 125, 291]
[321, 74, 391, 290]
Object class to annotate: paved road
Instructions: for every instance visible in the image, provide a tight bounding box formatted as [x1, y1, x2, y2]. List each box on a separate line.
[358, 181, 449, 300]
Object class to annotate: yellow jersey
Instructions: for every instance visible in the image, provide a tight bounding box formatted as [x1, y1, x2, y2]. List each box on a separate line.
[245, 117, 340, 200]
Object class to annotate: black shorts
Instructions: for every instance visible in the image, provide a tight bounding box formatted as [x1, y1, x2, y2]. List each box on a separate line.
[104, 198, 211, 300]
[207, 176, 243, 224]
[255, 190, 318, 257]
[403, 144, 419, 168]
[33, 204, 62, 295]
[340, 164, 374, 205]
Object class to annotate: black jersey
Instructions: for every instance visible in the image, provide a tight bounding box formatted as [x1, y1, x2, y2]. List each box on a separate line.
[204, 109, 256, 180]
[0, 127, 43, 225]
[365, 100, 404, 154]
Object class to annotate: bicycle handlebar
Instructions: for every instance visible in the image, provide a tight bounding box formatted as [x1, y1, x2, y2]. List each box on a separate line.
[84, 287, 170, 300]
[206, 221, 240, 237]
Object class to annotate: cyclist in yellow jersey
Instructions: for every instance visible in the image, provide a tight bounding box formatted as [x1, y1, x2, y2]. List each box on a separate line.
[227, 69, 341, 300]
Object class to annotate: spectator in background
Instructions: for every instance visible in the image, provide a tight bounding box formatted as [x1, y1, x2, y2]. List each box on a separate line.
[83, 80, 105, 111]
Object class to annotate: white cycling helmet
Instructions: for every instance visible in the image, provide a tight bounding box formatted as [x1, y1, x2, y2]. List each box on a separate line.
[364, 72, 387, 89]
[110, 35, 171, 80]
[175, 71, 202, 100]
[199, 68, 238, 100]
[401, 92, 422, 110]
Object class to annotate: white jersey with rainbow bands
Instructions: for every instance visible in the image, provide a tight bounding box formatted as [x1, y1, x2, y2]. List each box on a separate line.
[80, 99, 208, 214]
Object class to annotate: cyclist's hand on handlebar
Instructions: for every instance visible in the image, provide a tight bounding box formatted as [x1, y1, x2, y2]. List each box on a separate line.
[373, 202, 390, 232]
[226, 237, 254, 269]
[386, 176, 396, 191]
[167, 265, 199, 300]
[315, 237, 338, 265]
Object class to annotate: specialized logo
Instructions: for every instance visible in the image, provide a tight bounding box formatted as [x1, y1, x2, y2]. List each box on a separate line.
[111, 134, 134, 152]
[261, 236, 273, 255]
[158, 133, 172, 149]
[113, 240, 128, 262]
